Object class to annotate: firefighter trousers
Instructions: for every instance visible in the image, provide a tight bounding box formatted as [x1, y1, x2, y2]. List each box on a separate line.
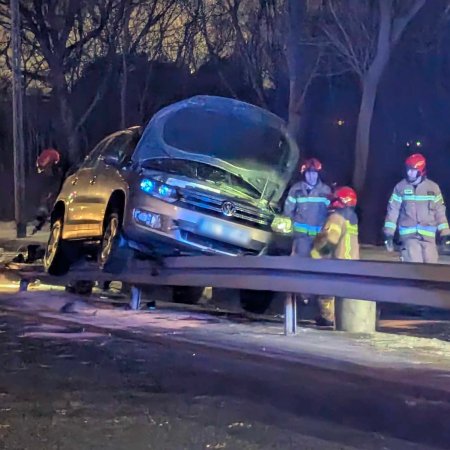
[401, 236, 438, 264]
[291, 234, 314, 257]
[290, 234, 334, 323]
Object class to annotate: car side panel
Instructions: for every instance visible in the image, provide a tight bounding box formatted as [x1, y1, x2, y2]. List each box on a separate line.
[88, 161, 129, 229]
[59, 168, 101, 239]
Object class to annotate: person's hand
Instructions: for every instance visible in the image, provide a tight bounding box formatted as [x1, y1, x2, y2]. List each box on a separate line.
[384, 236, 394, 252]
[271, 216, 292, 234]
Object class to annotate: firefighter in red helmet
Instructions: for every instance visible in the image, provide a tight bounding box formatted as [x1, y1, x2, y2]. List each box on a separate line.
[384, 153, 450, 263]
[311, 186, 360, 326]
[283, 158, 331, 256]
[282, 158, 331, 324]
[36, 148, 61, 173]
[32, 148, 65, 235]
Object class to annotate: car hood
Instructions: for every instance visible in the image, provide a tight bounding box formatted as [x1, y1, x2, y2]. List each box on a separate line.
[132, 96, 299, 203]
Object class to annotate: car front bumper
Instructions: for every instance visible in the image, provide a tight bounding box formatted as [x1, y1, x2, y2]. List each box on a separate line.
[123, 192, 275, 256]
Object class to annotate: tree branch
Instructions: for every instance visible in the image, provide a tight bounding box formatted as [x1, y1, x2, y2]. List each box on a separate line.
[74, 52, 114, 131]
[64, 0, 114, 57]
[391, 0, 426, 46]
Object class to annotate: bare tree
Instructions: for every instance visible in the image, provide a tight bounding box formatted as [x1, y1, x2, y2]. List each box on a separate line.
[182, 0, 282, 108]
[0, 0, 124, 164]
[284, 0, 325, 145]
[222, 0, 270, 107]
[203, 0, 326, 147]
[121, 0, 187, 123]
[319, 0, 428, 191]
[120, 1, 132, 129]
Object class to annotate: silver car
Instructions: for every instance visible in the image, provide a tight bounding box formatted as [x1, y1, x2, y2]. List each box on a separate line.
[44, 96, 299, 276]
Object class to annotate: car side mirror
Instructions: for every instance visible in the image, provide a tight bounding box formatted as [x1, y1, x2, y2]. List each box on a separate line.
[103, 154, 121, 167]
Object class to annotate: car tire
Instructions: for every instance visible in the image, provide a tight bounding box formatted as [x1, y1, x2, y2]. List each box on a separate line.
[99, 211, 134, 274]
[44, 218, 78, 276]
[240, 289, 274, 314]
[172, 286, 205, 304]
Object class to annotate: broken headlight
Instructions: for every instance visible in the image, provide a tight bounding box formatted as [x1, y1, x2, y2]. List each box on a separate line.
[140, 178, 179, 203]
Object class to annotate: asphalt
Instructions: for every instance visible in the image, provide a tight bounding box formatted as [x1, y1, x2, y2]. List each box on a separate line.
[0, 293, 449, 449]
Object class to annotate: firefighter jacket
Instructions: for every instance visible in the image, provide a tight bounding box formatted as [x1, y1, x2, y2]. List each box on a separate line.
[383, 178, 450, 242]
[311, 207, 359, 260]
[283, 180, 331, 237]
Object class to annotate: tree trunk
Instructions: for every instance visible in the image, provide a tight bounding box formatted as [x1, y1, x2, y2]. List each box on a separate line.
[352, 74, 380, 192]
[352, 0, 393, 192]
[120, 6, 131, 130]
[120, 52, 128, 130]
[285, 0, 317, 153]
[287, 78, 306, 148]
[51, 69, 79, 166]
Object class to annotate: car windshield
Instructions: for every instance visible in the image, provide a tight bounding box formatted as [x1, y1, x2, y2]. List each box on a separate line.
[161, 108, 289, 173]
[141, 158, 262, 200]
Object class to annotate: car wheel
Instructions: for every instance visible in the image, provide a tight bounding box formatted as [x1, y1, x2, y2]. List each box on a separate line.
[44, 218, 77, 276]
[99, 211, 132, 274]
[240, 289, 274, 314]
[172, 286, 205, 304]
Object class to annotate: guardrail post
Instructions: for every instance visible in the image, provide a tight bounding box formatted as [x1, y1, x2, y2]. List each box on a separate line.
[284, 294, 297, 335]
[130, 285, 142, 311]
[335, 298, 377, 333]
[19, 278, 29, 292]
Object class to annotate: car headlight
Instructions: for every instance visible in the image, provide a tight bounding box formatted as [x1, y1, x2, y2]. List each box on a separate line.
[140, 178, 179, 203]
[271, 215, 292, 234]
[140, 179, 157, 194]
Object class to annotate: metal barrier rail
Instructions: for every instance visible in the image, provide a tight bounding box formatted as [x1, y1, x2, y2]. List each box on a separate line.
[12, 255, 450, 309]
[6, 255, 450, 334]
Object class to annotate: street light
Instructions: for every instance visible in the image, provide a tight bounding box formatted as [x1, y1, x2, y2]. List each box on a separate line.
[10, 0, 26, 238]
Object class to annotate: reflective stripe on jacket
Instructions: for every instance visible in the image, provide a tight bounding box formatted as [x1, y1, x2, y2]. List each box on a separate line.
[283, 180, 331, 236]
[311, 207, 359, 260]
[383, 178, 450, 242]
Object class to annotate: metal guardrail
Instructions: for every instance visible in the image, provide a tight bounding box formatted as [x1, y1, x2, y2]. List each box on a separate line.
[5, 255, 450, 335]
[10, 255, 450, 310]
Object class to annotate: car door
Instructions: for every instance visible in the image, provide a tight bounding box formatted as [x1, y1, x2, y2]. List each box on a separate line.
[85, 129, 139, 235]
[63, 140, 107, 239]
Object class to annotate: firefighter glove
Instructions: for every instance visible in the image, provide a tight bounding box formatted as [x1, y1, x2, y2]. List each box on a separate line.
[384, 236, 394, 252]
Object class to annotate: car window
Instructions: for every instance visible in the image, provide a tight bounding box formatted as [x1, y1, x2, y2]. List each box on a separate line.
[80, 140, 107, 169]
[98, 130, 140, 166]
[102, 134, 131, 159]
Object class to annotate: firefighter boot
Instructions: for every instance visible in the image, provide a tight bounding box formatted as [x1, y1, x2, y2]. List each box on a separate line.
[316, 297, 335, 327]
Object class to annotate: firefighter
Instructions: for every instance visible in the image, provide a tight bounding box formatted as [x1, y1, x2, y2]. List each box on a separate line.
[383, 153, 450, 263]
[283, 158, 331, 256]
[36, 148, 61, 174]
[281, 158, 331, 322]
[32, 148, 65, 235]
[311, 186, 359, 326]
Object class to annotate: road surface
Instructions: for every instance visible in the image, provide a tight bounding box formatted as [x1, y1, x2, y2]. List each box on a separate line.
[0, 293, 449, 449]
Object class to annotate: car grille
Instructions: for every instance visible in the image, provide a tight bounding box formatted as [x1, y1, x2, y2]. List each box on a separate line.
[180, 231, 259, 256]
[179, 189, 273, 228]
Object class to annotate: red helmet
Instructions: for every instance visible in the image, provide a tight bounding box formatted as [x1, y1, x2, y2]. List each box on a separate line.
[330, 186, 357, 209]
[36, 148, 60, 173]
[405, 153, 426, 176]
[300, 158, 322, 174]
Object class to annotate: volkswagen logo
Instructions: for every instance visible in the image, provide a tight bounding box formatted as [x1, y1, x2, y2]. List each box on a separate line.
[222, 201, 236, 217]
